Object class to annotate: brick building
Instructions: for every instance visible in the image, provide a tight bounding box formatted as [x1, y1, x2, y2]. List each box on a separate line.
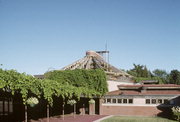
[59, 50, 180, 117]
[100, 84, 180, 117]
[1, 50, 180, 122]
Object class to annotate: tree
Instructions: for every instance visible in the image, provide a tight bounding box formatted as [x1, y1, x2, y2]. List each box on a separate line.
[169, 70, 180, 85]
[0, 68, 107, 121]
[153, 69, 167, 78]
[152, 69, 168, 84]
[127, 64, 151, 78]
[142, 66, 149, 78]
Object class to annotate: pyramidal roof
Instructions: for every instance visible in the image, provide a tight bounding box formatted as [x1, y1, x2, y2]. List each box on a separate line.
[62, 51, 133, 82]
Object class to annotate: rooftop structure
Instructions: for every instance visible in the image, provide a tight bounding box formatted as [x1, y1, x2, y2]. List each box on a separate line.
[62, 50, 133, 82]
[34, 75, 44, 79]
[107, 84, 180, 96]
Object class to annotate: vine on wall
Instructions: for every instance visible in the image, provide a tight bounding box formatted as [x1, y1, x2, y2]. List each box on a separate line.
[0, 68, 107, 105]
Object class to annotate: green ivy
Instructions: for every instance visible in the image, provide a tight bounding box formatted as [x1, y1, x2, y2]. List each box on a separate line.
[0, 69, 41, 104]
[44, 69, 108, 95]
[0, 68, 107, 106]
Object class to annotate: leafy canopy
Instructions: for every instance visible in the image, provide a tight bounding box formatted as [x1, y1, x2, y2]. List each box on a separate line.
[169, 70, 180, 85]
[0, 69, 41, 104]
[0, 68, 107, 105]
[44, 69, 108, 95]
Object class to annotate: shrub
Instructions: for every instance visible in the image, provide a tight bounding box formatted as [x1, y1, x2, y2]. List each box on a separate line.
[67, 99, 77, 106]
[26, 97, 39, 107]
[171, 106, 180, 121]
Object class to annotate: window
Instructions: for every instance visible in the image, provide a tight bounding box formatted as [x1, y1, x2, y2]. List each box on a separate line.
[145, 98, 171, 105]
[117, 99, 122, 103]
[128, 99, 133, 104]
[0, 98, 13, 115]
[123, 99, 127, 104]
[104, 98, 134, 104]
[158, 99, 163, 104]
[151, 99, 156, 104]
[9, 101, 13, 113]
[146, 99, 150, 104]
[112, 99, 116, 103]
[164, 99, 169, 104]
[107, 99, 111, 103]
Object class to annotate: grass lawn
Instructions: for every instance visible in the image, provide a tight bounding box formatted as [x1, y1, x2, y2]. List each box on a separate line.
[101, 116, 176, 122]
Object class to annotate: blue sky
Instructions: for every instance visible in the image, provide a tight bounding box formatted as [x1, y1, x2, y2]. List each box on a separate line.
[0, 0, 180, 75]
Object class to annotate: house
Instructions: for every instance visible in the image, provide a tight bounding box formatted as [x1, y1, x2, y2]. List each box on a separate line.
[100, 84, 180, 117]
[60, 50, 180, 118]
[2, 50, 177, 121]
[61, 50, 134, 91]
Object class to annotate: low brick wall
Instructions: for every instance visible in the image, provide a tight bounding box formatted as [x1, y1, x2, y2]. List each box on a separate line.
[100, 106, 166, 116]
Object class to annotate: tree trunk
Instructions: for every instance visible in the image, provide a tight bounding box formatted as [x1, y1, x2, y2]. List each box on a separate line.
[47, 104, 49, 122]
[25, 105, 27, 122]
[62, 103, 64, 120]
[73, 104, 76, 118]
[83, 104, 85, 115]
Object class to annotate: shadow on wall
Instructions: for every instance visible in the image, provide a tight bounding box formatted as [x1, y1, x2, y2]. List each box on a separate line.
[156, 96, 180, 120]
[27, 97, 92, 120]
[28, 97, 100, 120]
[0, 90, 100, 122]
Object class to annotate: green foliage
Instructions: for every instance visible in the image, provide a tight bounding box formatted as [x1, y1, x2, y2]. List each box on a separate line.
[133, 76, 163, 84]
[169, 70, 180, 85]
[0, 68, 107, 106]
[40, 79, 99, 105]
[133, 77, 152, 83]
[153, 69, 168, 78]
[128, 65, 172, 84]
[44, 69, 108, 96]
[128, 64, 180, 85]
[128, 64, 153, 83]
[171, 106, 180, 121]
[127, 64, 151, 78]
[26, 97, 39, 107]
[152, 69, 168, 84]
[89, 99, 95, 104]
[67, 99, 77, 106]
[0, 69, 41, 104]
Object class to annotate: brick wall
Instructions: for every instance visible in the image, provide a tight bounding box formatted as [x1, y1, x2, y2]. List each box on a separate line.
[100, 105, 165, 116]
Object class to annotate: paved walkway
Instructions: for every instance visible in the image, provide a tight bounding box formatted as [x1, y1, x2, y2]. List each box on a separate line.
[30, 115, 108, 122]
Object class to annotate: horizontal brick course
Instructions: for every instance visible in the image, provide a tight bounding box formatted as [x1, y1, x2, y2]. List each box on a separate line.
[101, 106, 164, 116]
